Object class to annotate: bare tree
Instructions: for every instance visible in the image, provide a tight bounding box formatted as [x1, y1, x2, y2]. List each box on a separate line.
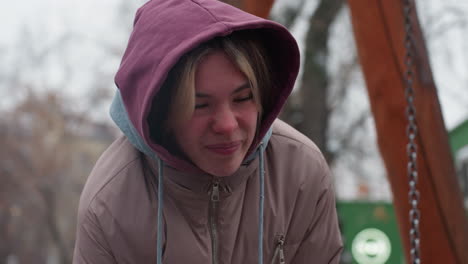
[273, 0, 345, 162]
[0, 18, 118, 262]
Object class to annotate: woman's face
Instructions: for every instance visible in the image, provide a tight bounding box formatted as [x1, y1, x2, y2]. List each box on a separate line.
[172, 51, 259, 177]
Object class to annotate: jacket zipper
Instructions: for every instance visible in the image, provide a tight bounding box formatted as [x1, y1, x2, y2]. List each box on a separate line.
[271, 235, 285, 264]
[210, 180, 220, 264]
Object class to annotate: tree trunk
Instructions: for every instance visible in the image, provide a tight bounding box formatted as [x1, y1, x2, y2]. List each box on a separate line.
[40, 187, 71, 264]
[299, 0, 344, 161]
[0, 210, 11, 264]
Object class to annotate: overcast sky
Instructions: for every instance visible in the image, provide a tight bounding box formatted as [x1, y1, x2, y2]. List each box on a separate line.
[1, 0, 466, 128]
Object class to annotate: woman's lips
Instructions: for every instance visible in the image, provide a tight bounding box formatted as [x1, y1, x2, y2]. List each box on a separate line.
[205, 141, 242, 155]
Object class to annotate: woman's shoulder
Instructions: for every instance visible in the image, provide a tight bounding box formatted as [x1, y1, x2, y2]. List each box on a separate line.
[265, 120, 336, 246]
[270, 119, 323, 157]
[78, 135, 147, 215]
[75, 136, 156, 255]
[267, 119, 331, 187]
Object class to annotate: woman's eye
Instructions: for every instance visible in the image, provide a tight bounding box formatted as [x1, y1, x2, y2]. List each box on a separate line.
[195, 103, 208, 109]
[234, 93, 253, 103]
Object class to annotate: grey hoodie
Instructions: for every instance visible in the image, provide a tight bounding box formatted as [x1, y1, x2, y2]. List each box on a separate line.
[73, 0, 342, 263]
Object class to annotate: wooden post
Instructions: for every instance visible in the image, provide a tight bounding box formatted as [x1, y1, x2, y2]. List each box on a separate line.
[220, 0, 274, 19]
[243, 0, 274, 19]
[347, 0, 468, 263]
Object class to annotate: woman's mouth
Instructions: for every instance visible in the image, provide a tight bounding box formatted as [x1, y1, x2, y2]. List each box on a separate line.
[205, 141, 242, 155]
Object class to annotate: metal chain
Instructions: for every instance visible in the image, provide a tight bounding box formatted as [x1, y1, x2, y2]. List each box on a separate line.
[403, 0, 421, 263]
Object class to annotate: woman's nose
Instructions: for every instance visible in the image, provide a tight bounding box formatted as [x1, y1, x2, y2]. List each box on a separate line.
[212, 106, 238, 134]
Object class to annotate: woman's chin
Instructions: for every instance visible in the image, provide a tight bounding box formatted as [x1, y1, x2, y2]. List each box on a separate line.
[208, 168, 238, 177]
[191, 150, 246, 177]
[201, 162, 241, 177]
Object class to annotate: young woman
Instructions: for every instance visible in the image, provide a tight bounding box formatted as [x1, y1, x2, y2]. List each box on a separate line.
[73, 0, 342, 263]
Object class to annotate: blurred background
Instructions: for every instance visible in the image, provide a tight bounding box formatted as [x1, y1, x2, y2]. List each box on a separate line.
[0, 0, 467, 263]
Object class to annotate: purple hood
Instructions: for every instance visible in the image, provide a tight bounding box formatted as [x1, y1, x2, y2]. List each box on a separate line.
[112, 0, 300, 172]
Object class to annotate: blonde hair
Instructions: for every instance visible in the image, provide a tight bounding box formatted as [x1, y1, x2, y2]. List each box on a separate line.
[150, 31, 272, 143]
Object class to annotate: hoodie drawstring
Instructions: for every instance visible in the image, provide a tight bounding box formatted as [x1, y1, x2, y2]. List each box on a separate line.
[258, 142, 265, 264]
[157, 157, 164, 264]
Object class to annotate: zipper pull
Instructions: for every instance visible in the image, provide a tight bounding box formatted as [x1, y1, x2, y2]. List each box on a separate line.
[211, 180, 220, 202]
[279, 247, 285, 264]
[278, 236, 285, 264]
[271, 235, 286, 264]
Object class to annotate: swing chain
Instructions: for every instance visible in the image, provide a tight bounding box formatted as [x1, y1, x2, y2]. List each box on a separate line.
[404, 0, 421, 263]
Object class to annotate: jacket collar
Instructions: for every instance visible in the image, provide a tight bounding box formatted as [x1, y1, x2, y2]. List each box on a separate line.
[145, 155, 260, 197]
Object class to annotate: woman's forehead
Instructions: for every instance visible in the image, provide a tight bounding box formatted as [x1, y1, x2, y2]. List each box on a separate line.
[195, 83, 251, 97]
[194, 51, 249, 94]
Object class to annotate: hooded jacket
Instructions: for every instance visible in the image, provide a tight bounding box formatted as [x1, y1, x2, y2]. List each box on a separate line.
[73, 0, 343, 263]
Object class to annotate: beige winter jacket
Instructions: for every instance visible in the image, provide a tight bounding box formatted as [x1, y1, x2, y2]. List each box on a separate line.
[74, 120, 342, 263]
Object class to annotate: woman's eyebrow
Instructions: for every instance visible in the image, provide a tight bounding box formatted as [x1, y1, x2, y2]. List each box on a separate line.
[195, 82, 251, 97]
[231, 83, 251, 94]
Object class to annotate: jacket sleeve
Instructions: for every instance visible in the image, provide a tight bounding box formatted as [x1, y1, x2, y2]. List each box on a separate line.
[291, 172, 343, 263]
[73, 205, 116, 264]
